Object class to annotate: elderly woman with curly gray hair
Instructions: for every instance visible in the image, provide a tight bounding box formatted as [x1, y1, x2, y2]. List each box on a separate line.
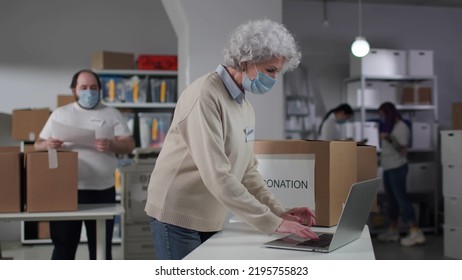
[145, 19, 317, 260]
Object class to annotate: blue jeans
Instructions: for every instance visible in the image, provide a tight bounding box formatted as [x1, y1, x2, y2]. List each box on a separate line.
[383, 164, 416, 225]
[149, 217, 217, 260]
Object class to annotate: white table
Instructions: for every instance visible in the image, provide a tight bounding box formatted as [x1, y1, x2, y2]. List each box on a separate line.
[0, 203, 124, 260]
[184, 221, 375, 260]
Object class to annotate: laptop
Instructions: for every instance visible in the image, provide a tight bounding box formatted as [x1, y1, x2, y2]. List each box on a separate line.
[263, 177, 380, 253]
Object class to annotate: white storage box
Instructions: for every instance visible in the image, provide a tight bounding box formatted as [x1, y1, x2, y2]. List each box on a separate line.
[444, 197, 462, 226]
[347, 81, 382, 107]
[444, 225, 462, 259]
[349, 121, 380, 151]
[412, 122, 433, 150]
[408, 50, 434, 76]
[406, 162, 435, 193]
[442, 164, 462, 197]
[347, 81, 398, 107]
[441, 130, 462, 164]
[350, 48, 407, 77]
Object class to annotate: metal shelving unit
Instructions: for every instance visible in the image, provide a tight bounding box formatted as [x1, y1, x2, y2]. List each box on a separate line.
[344, 74, 440, 234]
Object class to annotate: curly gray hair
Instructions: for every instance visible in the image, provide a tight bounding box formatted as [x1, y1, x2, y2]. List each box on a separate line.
[223, 19, 301, 73]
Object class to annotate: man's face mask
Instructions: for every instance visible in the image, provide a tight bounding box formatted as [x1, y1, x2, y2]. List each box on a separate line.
[77, 89, 100, 109]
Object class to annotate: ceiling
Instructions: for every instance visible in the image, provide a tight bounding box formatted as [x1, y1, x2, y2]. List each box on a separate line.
[297, 0, 462, 8]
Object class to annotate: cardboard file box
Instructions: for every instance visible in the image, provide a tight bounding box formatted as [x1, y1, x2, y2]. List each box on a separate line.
[254, 140, 357, 227]
[356, 144, 378, 212]
[444, 225, 462, 259]
[407, 50, 433, 76]
[346, 122, 380, 151]
[26, 151, 78, 212]
[452, 103, 462, 130]
[350, 48, 406, 77]
[92, 51, 134, 70]
[402, 87, 432, 105]
[347, 81, 398, 107]
[442, 164, 462, 197]
[411, 122, 432, 149]
[441, 130, 462, 164]
[407, 162, 435, 193]
[12, 108, 50, 141]
[444, 197, 462, 226]
[0, 147, 22, 213]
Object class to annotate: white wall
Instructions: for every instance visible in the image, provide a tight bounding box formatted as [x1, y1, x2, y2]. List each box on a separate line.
[163, 0, 285, 140]
[0, 0, 177, 114]
[0, 0, 176, 241]
[283, 0, 462, 129]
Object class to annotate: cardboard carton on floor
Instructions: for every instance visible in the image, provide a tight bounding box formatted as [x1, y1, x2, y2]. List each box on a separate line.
[12, 108, 50, 141]
[0, 146, 22, 213]
[254, 140, 357, 227]
[26, 151, 78, 212]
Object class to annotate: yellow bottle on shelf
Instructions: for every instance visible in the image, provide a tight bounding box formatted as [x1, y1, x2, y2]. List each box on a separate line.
[109, 79, 115, 102]
[160, 80, 167, 103]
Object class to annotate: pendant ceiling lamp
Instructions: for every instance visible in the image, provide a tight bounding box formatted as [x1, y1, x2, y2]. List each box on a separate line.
[351, 0, 370, 57]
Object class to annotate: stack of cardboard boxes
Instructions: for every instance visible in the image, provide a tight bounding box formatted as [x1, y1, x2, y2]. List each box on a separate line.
[254, 140, 377, 227]
[1, 108, 79, 240]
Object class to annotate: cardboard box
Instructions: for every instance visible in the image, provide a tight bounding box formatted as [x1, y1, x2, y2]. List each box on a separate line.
[37, 221, 51, 239]
[92, 51, 135, 70]
[12, 108, 50, 141]
[356, 144, 378, 212]
[137, 55, 177, 70]
[26, 151, 78, 212]
[254, 140, 357, 227]
[0, 147, 22, 213]
[452, 103, 462, 130]
[57, 94, 75, 107]
[402, 87, 432, 105]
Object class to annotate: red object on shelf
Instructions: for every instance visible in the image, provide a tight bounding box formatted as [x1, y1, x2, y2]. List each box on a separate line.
[137, 55, 177, 70]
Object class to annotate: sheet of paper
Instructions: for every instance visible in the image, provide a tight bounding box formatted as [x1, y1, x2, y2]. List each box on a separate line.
[51, 119, 95, 146]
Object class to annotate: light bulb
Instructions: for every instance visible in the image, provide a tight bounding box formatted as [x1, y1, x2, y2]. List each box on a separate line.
[351, 36, 370, 57]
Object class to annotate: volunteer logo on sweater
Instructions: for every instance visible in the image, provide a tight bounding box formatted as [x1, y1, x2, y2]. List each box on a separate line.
[256, 154, 315, 210]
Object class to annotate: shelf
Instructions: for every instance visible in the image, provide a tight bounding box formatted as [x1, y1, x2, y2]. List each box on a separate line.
[345, 75, 436, 82]
[102, 102, 176, 109]
[353, 105, 436, 111]
[94, 69, 177, 77]
[287, 113, 309, 116]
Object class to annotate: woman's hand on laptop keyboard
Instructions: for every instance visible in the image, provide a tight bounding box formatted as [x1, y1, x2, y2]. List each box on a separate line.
[281, 207, 316, 226]
[276, 220, 319, 240]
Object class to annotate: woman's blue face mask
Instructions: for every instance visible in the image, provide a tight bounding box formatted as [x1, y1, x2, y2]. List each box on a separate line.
[242, 64, 276, 94]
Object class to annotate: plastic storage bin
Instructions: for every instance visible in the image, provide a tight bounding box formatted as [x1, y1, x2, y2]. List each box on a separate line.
[138, 112, 172, 149]
[101, 76, 148, 103]
[149, 78, 177, 103]
[122, 112, 135, 135]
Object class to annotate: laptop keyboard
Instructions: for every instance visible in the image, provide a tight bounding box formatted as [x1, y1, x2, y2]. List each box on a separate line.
[298, 234, 333, 248]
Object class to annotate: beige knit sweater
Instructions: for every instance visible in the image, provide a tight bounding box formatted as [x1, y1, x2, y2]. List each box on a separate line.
[144, 71, 286, 234]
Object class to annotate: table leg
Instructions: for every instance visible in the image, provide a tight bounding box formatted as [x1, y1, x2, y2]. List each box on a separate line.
[96, 219, 106, 260]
